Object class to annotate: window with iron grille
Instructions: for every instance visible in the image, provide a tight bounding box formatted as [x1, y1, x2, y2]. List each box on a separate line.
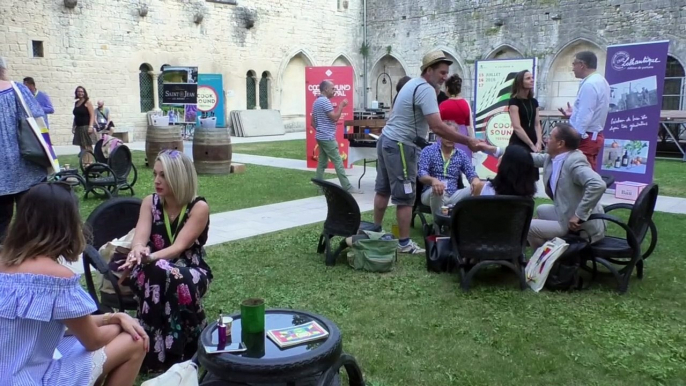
[259, 72, 270, 109]
[246, 70, 257, 109]
[139, 64, 154, 112]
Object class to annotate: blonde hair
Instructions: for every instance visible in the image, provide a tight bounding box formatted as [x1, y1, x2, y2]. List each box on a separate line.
[1, 183, 86, 266]
[156, 150, 198, 206]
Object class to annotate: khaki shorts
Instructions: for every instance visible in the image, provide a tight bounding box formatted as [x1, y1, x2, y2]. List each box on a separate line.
[374, 135, 418, 206]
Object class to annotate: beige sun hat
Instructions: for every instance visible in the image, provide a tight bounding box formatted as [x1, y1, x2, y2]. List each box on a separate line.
[421, 50, 453, 72]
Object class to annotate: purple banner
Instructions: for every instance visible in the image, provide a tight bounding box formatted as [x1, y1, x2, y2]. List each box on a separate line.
[599, 40, 669, 185]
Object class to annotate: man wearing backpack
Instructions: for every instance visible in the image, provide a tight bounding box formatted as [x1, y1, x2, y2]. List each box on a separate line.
[528, 123, 606, 249]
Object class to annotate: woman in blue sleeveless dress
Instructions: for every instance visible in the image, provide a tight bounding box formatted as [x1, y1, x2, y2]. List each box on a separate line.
[121, 149, 212, 372]
[0, 182, 147, 386]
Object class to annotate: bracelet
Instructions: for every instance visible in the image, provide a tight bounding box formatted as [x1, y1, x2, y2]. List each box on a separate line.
[133, 243, 146, 248]
[102, 312, 112, 325]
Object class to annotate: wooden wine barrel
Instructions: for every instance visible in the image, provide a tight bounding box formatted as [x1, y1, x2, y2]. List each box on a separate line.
[192, 126, 232, 175]
[145, 125, 184, 167]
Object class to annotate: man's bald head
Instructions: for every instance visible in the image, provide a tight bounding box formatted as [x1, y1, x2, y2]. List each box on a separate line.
[319, 80, 334, 99]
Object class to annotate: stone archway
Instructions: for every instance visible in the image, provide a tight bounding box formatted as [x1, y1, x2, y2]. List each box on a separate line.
[663, 55, 685, 111]
[280, 52, 312, 118]
[332, 54, 360, 107]
[486, 45, 524, 60]
[370, 55, 407, 108]
[547, 39, 606, 109]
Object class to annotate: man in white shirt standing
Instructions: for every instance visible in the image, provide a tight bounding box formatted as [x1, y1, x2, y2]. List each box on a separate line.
[558, 51, 610, 171]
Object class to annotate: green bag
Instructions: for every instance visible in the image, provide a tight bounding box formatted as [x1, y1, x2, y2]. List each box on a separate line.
[346, 231, 398, 273]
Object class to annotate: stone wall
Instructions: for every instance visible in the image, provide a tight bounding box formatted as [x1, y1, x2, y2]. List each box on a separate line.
[0, 0, 363, 144]
[3, 0, 684, 145]
[364, 0, 686, 109]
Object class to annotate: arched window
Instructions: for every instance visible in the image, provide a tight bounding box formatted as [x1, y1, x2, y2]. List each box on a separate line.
[246, 70, 257, 109]
[139, 63, 154, 112]
[158, 64, 170, 106]
[259, 71, 271, 109]
[663, 56, 685, 111]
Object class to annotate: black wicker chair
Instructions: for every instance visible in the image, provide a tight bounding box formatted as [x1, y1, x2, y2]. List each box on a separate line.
[584, 184, 659, 293]
[83, 197, 142, 313]
[311, 179, 381, 266]
[411, 176, 464, 229]
[83, 145, 136, 199]
[450, 196, 535, 291]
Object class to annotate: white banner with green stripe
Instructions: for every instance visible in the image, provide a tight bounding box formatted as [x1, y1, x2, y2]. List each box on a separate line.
[472, 58, 537, 178]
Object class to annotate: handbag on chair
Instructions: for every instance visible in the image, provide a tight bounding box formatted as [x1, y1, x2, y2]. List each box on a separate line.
[11, 82, 60, 171]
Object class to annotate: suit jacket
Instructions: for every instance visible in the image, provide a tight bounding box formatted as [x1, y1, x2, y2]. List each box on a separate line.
[532, 150, 606, 242]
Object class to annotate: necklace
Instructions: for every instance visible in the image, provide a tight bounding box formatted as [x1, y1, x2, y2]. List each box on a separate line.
[521, 98, 533, 128]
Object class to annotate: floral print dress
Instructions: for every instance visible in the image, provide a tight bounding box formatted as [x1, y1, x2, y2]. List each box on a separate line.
[129, 194, 213, 370]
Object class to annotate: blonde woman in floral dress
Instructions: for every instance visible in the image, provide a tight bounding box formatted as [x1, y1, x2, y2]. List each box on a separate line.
[121, 149, 212, 372]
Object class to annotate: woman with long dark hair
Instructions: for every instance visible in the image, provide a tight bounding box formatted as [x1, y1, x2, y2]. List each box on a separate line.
[0, 182, 147, 386]
[72, 86, 96, 165]
[508, 70, 542, 153]
[482, 145, 538, 197]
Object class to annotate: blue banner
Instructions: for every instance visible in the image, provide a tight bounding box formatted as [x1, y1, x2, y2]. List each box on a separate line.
[196, 74, 226, 128]
[600, 40, 669, 185]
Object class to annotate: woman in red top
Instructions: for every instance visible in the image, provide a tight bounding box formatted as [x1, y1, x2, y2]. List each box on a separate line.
[439, 74, 474, 158]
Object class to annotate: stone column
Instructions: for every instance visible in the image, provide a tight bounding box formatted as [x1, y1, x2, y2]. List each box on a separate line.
[149, 71, 161, 111]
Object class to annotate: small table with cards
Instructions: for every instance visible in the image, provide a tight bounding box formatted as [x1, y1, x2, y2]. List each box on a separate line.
[196, 308, 365, 386]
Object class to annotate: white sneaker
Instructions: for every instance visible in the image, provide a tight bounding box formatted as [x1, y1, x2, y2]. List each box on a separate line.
[398, 240, 425, 254]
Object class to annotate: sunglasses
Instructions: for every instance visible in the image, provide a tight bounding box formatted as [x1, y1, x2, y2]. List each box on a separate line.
[161, 149, 182, 159]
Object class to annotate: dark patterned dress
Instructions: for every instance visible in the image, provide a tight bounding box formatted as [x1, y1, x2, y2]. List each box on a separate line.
[129, 194, 213, 370]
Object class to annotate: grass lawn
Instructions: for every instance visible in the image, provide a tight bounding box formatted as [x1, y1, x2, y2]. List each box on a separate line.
[59, 150, 334, 218]
[232, 139, 375, 166]
[180, 206, 686, 386]
[653, 158, 686, 198]
[232, 140, 307, 160]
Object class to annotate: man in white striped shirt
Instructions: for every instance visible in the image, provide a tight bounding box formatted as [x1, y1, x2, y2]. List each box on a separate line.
[311, 80, 361, 193]
[558, 51, 610, 171]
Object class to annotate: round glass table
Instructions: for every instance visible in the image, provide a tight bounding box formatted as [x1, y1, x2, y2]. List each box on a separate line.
[197, 308, 364, 386]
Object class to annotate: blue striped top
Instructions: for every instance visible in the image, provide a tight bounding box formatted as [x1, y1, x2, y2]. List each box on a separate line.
[312, 96, 337, 140]
[0, 273, 98, 386]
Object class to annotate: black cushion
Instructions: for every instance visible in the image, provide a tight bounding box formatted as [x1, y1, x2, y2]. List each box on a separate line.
[590, 236, 633, 258]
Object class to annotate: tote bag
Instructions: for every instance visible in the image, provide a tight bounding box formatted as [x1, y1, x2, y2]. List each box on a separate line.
[11, 82, 60, 172]
[525, 237, 569, 292]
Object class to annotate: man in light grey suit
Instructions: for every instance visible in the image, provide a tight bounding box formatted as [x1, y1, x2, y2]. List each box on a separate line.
[529, 123, 606, 248]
